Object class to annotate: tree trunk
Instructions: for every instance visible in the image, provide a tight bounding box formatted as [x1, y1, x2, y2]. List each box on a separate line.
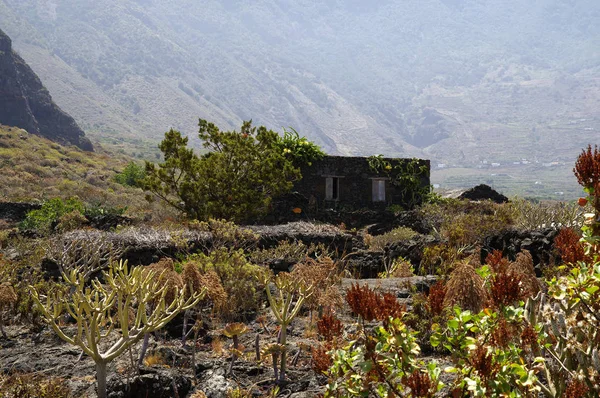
[96, 361, 108, 398]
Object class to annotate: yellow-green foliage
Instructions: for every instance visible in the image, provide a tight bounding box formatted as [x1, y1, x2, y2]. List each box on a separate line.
[249, 239, 329, 266]
[0, 373, 72, 398]
[0, 125, 167, 219]
[422, 199, 513, 247]
[186, 248, 266, 317]
[366, 226, 418, 251]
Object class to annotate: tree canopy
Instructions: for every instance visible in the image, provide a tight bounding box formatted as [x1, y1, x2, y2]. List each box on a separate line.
[144, 119, 323, 222]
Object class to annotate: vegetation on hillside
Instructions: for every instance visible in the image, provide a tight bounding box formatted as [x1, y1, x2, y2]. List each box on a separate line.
[0, 125, 169, 220]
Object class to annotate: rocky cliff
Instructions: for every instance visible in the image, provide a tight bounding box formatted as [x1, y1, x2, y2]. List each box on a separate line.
[0, 29, 92, 151]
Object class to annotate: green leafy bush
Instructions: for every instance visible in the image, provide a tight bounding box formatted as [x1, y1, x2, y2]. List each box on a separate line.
[114, 161, 145, 187]
[19, 198, 85, 234]
[275, 127, 325, 167]
[325, 316, 442, 397]
[144, 120, 322, 222]
[431, 306, 542, 397]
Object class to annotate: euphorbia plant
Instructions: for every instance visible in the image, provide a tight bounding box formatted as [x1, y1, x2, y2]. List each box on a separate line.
[262, 271, 313, 383]
[30, 260, 204, 398]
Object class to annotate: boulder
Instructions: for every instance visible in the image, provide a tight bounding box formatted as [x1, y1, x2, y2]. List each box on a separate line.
[458, 184, 508, 204]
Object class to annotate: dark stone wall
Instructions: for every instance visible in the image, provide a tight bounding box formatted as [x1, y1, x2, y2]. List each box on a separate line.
[293, 156, 430, 210]
[0, 29, 93, 151]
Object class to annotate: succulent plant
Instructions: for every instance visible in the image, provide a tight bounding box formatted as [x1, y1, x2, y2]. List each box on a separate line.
[261, 343, 287, 381]
[262, 272, 313, 383]
[30, 260, 204, 398]
[223, 322, 249, 374]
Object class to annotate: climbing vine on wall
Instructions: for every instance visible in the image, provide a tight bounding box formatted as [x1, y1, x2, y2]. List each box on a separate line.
[367, 155, 430, 209]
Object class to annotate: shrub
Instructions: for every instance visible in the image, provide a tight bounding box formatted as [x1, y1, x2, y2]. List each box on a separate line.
[443, 261, 488, 313]
[275, 127, 325, 167]
[249, 239, 329, 266]
[366, 226, 418, 251]
[317, 311, 344, 342]
[20, 197, 85, 234]
[508, 198, 586, 230]
[573, 144, 600, 237]
[0, 373, 72, 398]
[290, 256, 343, 312]
[426, 281, 447, 316]
[261, 271, 314, 382]
[144, 120, 322, 222]
[189, 218, 258, 251]
[55, 210, 88, 233]
[554, 227, 590, 265]
[431, 306, 541, 397]
[345, 283, 405, 324]
[325, 317, 442, 397]
[525, 260, 600, 397]
[186, 248, 266, 318]
[30, 260, 203, 398]
[422, 199, 513, 247]
[115, 161, 145, 187]
[483, 250, 541, 308]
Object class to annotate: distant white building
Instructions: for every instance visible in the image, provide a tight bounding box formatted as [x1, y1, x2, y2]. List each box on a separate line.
[437, 164, 446, 168]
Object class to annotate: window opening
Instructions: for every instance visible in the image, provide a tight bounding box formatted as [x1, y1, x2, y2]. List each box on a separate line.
[372, 179, 386, 202]
[325, 177, 340, 200]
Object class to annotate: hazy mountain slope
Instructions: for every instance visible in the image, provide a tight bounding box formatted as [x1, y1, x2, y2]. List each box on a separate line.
[0, 0, 598, 197]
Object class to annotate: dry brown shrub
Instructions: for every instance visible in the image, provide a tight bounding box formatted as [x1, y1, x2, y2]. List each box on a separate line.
[485, 249, 510, 273]
[563, 378, 589, 398]
[507, 250, 541, 296]
[487, 250, 540, 308]
[291, 257, 343, 311]
[554, 227, 588, 264]
[470, 344, 498, 383]
[144, 258, 183, 304]
[317, 312, 343, 342]
[443, 262, 487, 313]
[489, 271, 523, 308]
[402, 369, 437, 398]
[197, 269, 228, 314]
[311, 343, 333, 374]
[426, 281, 447, 316]
[346, 283, 405, 323]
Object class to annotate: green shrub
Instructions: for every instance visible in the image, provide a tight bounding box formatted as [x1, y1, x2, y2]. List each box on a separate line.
[185, 248, 266, 318]
[144, 120, 322, 222]
[114, 161, 145, 187]
[325, 316, 443, 397]
[431, 306, 542, 397]
[19, 198, 84, 234]
[366, 226, 418, 251]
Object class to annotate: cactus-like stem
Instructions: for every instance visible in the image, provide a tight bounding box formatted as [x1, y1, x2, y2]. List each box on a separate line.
[262, 272, 313, 383]
[30, 260, 205, 398]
